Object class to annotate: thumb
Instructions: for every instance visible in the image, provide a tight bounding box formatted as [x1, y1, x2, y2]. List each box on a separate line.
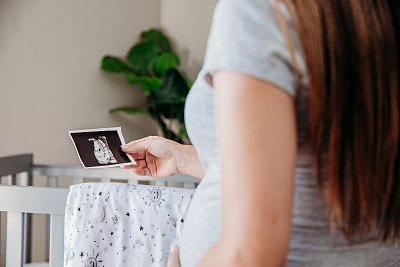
[167, 244, 180, 267]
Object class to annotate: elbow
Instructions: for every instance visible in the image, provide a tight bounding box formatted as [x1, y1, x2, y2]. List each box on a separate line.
[234, 252, 287, 267]
[223, 242, 288, 267]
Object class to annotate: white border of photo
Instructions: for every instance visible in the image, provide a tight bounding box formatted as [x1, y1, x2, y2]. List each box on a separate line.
[69, 127, 136, 169]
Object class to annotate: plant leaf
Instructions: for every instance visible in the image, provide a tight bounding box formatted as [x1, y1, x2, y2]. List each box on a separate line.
[154, 68, 190, 105]
[110, 107, 151, 116]
[180, 72, 193, 88]
[154, 52, 180, 77]
[124, 74, 161, 95]
[179, 126, 188, 137]
[127, 42, 158, 75]
[157, 103, 185, 123]
[101, 56, 134, 73]
[141, 29, 171, 53]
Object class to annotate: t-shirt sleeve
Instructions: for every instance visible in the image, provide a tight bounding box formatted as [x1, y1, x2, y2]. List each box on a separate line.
[202, 0, 306, 97]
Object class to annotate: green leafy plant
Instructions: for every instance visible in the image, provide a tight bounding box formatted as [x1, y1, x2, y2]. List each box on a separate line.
[101, 29, 191, 143]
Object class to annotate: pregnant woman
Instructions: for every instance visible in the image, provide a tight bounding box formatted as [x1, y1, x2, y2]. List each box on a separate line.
[122, 0, 400, 266]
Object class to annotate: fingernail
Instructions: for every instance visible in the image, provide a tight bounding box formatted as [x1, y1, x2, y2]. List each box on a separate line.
[121, 145, 128, 149]
[170, 244, 178, 252]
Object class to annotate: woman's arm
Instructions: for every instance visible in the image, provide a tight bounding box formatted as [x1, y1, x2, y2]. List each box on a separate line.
[197, 71, 297, 266]
[122, 137, 205, 179]
[177, 144, 206, 179]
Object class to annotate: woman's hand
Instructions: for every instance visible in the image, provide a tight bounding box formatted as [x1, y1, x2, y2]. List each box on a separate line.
[121, 136, 205, 178]
[121, 136, 181, 177]
[167, 244, 180, 267]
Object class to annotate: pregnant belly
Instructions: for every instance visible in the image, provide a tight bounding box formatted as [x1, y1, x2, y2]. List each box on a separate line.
[179, 169, 222, 266]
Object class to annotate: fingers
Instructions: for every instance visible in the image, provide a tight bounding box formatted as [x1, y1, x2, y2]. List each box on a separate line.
[121, 136, 157, 154]
[121, 157, 152, 176]
[135, 159, 147, 168]
[132, 167, 152, 176]
[145, 151, 157, 176]
[121, 151, 158, 177]
[122, 155, 154, 171]
[167, 244, 180, 267]
[120, 160, 146, 169]
[127, 151, 146, 160]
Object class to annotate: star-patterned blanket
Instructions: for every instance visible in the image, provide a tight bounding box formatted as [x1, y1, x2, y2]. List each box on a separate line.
[64, 182, 195, 267]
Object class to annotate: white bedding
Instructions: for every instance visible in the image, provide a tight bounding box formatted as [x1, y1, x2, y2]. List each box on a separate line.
[64, 182, 195, 267]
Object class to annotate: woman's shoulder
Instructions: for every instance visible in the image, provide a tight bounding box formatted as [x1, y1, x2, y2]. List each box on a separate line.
[212, 0, 282, 30]
[203, 0, 307, 98]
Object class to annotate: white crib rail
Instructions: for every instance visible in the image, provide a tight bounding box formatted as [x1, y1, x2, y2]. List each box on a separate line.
[0, 185, 68, 267]
[31, 164, 199, 188]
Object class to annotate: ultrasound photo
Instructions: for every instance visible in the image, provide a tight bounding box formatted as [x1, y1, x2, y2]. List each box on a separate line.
[69, 127, 136, 168]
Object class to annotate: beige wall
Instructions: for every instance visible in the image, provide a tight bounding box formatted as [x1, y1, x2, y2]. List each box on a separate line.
[0, 0, 160, 265]
[0, 0, 218, 166]
[160, 0, 218, 80]
[0, 0, 217, 265]
[0, 0, 160, 166]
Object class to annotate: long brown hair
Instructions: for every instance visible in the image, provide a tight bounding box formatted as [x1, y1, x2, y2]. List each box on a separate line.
[278, 0, 400, 242]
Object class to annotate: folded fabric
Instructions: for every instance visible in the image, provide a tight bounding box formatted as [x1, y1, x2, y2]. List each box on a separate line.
[64, 182, 195, 267]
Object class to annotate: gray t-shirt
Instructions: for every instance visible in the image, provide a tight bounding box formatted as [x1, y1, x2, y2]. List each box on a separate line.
[180, 0, 400, 266]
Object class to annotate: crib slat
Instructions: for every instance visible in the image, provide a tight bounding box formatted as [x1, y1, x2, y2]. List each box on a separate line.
[19, 171, 33, 263]
[47, 176, 58, 187]
[155, 181, 167, 187]
[49, 214, 64, 267]
[46, 176, 58, 262]
[7, 174, 17, 186]
[128, 178, 138, 185]
[6, 211, 24, 267]
[73, 177, 84, 184]
[184, 182, 196, 189]
[19, 172, 28, 186]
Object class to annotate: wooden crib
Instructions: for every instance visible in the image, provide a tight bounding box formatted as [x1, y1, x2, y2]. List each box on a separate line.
[0, 154, 199, 267]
